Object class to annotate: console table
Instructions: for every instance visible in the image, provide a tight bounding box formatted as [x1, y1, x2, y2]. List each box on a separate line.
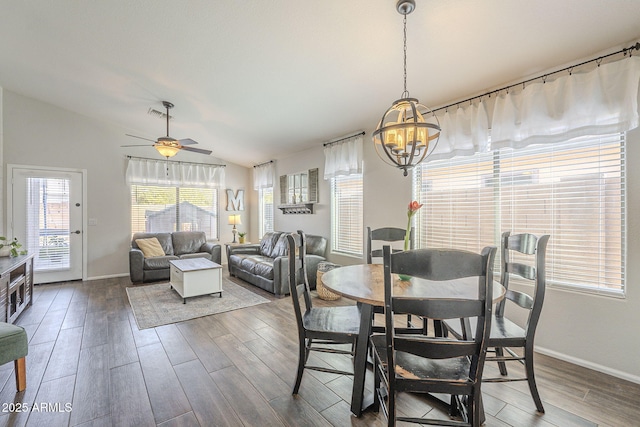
[0, 255, 35, 323]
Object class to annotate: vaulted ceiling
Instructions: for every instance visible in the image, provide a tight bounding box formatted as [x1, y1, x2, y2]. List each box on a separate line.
[2, 1, 640, 167]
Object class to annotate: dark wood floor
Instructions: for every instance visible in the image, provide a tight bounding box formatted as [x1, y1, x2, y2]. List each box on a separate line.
[0, 273, 639, 427]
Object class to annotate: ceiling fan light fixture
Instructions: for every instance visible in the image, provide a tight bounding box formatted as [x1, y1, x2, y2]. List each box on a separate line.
[124, 101, 212, 157]
[155, 145, 180, 158]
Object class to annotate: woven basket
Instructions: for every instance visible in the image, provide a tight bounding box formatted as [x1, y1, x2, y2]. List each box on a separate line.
[316, 262, 341, 301]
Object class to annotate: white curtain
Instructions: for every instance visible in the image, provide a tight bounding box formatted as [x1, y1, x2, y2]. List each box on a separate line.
[491, 56, 640, 149]
[323, 134, 363, 179]
[125, 157, 225, 188]
[253, 161, 274, 190]
[430, 101, 490, 161]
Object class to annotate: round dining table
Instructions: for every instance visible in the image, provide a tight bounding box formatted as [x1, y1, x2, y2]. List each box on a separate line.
[320, 263, 505, 417]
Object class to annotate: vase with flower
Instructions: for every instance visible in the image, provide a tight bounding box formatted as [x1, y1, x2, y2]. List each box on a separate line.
[398, 200, 423, 281]
[0, 237, 28, 257]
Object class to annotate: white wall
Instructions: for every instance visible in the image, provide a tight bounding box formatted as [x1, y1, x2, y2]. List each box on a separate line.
[1, 90, 250, 279]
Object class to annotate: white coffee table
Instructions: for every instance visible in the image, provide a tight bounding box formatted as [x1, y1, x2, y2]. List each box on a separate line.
[169, 258, 222, 304]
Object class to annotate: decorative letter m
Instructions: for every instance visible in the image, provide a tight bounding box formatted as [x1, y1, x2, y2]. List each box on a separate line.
[226, 189, 244, 211]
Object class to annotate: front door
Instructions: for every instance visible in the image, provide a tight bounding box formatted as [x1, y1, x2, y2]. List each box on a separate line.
[9, 166, 84, 284]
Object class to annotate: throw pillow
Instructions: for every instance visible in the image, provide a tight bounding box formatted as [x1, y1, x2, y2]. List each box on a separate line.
[136, 237, 165, 258]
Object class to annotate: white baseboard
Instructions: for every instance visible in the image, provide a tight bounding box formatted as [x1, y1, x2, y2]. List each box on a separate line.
[536, 346, 640, 385]
[85, 273, 130, 281]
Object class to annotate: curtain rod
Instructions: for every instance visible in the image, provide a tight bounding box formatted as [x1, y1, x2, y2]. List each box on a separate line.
[253, 160, 274, 168]
[323, 131, 366, 147]
[432, 41, 640, 114]
[126, 155, 226, 168]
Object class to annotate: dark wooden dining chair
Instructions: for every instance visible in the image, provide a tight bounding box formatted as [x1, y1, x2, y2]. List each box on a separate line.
[366, 226, 413, 264]
[286, 231, 361, 395]
[367, 226, 425, 333]
[371, 245, 497, 427]
[444, 231, 549, 413]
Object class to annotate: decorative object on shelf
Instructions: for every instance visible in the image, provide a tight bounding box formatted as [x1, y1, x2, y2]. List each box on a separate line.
[226, 189, 245, 211]
[278, 168, 318, 214]
[0, 237, 28, 258]
[238, 232, 246, 244]
[398, 200, 423, 281]
[228, 214, 241, 243]
[372, 0, 441, 177]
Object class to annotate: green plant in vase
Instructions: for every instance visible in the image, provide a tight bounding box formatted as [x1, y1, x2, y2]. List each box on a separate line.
[238, 232, 247, 244]
[0, 237, 28, 257]
[398, 201, 423, 281]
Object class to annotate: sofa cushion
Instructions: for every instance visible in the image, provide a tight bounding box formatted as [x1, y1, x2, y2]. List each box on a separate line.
[132, 232, 174, 256]
[306, 234, 328, 257]
[179, 252, 212, 261]
[271, 233, 289, 258]
[143, 255, 179, 270]
[173, 231, 207, 255]
[135, 237, 165, 258]
[259, 232, 283, 258]
[236, 255, 275, 279]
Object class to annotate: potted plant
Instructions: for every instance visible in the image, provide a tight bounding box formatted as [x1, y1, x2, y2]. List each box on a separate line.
[0, 237, 28, 257]
[238, 232, 247, 244]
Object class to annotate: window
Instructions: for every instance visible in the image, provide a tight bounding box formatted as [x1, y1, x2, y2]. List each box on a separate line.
[331, 173, 363, 256]
[414, 134, 626, 295]
[25, 177, 71, 271]
[131, 185, 219, 239]
[258, 187, 274, 237]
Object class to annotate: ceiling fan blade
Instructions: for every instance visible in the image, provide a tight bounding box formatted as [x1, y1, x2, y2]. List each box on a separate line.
[120, 144, 155, 147]
[178, 138, 198, 145]
[182, 146, 212, 155]
[126, 134, 157, 143]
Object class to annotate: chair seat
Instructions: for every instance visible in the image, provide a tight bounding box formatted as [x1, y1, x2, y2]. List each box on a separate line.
[490, 316, 526, 347]
[371, 334, 474, 394]
[303, 305, 360, 336]
[444, 315, 526, 347]
[0, 323, 28, 365]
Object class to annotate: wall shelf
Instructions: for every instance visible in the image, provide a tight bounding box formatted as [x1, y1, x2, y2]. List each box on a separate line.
[277, 203, 314, 214]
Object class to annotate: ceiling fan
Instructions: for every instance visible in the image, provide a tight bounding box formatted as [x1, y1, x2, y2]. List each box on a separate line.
[123, 101, 212, 158]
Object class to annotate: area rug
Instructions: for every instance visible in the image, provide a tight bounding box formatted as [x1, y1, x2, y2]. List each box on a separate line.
[126, 279, 270, 329]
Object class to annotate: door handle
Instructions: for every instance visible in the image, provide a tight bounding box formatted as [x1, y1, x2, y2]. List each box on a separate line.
[72, 230, 81, 234]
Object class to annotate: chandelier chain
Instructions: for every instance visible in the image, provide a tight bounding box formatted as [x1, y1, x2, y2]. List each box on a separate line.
[402, 13, 409, 98]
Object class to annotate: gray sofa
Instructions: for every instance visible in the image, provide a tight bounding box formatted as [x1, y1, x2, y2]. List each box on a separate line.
[129, 231, 222, 283]
[228, 231, 327, 296]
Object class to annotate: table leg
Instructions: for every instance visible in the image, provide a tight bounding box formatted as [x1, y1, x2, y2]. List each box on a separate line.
[351, 302, 373, 417]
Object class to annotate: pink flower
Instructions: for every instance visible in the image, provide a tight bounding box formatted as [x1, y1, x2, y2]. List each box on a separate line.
[408, 201, 423, 215]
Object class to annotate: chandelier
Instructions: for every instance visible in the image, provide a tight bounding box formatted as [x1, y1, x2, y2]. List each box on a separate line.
[373, 0, 440, 177]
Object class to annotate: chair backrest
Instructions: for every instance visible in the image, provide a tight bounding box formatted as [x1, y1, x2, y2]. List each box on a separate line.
[382, 245, 497, 392]
[497, 232, 550, 339]
[366, 226, 414, 264]
[287, 231, 312, 326]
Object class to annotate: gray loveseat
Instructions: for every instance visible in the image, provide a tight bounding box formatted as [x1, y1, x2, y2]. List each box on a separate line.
[228, 231, 327, 296]
[129, 231, 222, 283]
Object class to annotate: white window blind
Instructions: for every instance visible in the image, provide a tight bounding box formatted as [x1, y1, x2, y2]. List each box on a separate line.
[26, 177, 71, 271]
[414, 133, 626, 295]
[331, 173, 363, 256]
[131, 185, 219, 239]
[258, 187, 274, 237]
